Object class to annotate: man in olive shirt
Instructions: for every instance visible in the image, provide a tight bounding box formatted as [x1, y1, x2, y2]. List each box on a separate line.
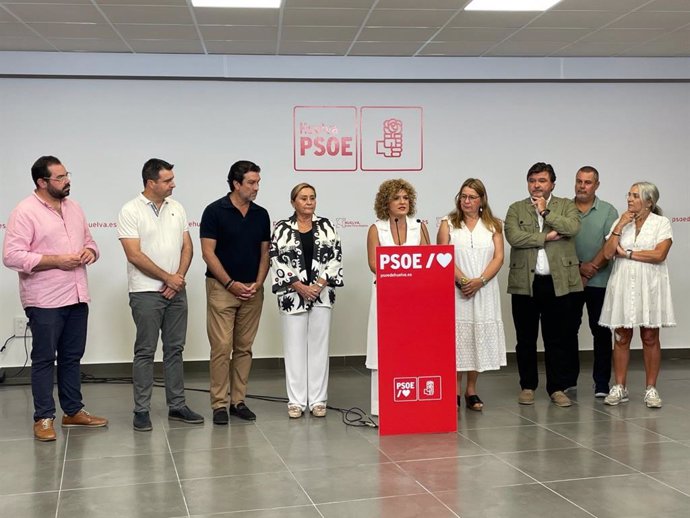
[505, 162, 583, 407]
[571, 166, 618, 398]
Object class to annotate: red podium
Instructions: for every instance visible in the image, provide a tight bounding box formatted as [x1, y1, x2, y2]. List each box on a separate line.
[376, 245, 457, 435]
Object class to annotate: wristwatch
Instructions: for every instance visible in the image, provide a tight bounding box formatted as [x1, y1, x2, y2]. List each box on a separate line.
[626, 249, 633, 259]
[540, 209, 550, 218]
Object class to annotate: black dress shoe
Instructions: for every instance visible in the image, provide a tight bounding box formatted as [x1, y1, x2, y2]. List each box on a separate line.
[229, 402, 256, 421]
[213, 408, 229, 425]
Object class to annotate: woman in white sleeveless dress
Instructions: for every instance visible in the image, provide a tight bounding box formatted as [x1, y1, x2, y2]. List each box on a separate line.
[365, 179, 430, 416]
[437, 178, 506, 411]
[599, 182, 674, 409]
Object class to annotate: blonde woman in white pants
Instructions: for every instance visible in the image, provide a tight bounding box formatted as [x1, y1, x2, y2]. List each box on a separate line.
[269, 183, 344, 418]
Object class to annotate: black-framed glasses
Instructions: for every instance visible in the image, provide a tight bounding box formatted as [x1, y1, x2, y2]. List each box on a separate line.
[44, 172, 71, 183]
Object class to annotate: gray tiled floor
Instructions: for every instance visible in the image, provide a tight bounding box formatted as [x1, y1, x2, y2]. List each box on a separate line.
[1, 357, 689, 517]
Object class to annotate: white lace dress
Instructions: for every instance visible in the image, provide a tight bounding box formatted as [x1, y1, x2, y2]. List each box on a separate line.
[447, 217, 507, 372]
[365, 217, 422, 370]
[599, 213, 675, 329]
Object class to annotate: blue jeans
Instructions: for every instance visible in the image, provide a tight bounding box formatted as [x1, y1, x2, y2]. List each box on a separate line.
[25, 303, 88, 421]
[129, 289, 188, 413]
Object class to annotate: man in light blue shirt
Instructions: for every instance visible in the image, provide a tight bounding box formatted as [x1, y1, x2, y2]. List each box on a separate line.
[570, 166, 618, 397]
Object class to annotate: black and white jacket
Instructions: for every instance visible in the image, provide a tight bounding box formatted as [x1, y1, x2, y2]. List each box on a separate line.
[269, 215, 344, 315]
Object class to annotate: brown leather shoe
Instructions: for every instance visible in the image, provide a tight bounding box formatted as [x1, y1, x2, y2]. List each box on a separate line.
[62, 409, 108, 428]
[34, 418, 56, 441]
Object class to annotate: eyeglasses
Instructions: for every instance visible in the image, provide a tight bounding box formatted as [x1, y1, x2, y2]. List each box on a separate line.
[459, 194, 480, 201]
[44, 172, 71, 183]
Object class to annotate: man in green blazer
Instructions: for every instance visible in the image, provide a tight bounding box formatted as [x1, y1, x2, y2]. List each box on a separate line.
[505, 162, 583, 408]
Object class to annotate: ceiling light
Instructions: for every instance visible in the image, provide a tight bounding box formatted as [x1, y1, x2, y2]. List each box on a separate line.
[191, 0, 281, 8]
[464, 0, 561, 11]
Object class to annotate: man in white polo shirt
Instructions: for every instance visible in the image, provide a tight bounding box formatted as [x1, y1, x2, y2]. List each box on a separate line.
[117, 158, 203, 431]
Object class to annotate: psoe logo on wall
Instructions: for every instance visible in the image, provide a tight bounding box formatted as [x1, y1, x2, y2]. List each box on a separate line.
[294, 106, 357, 172]
[334, 217, 368, 229]
[293, 106, 423, 172]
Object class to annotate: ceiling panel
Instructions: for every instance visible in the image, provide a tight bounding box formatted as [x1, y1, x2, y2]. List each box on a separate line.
[193, 7, 279, 25]
[0, 21, 34, 37]
[530, 10, 624, 28]
[0, 1, 687, 57]
[506, 28, 592, 42]
[0, 36, 54, 50]
[636, 0, 690, 10]
[282, 25, 358, 41]
[4, 4, 105, 23]
[553, 0, 650, 10]
[49, 38, 131, 52]
[434, 27, 515, 42]
[29, 22, 119, 39]
[449, 10, 539, 28]
[553, 41, 641, 57]
[114, 23, 200, 40]
[376, 0, 465, 8]
[5, 0, 92, 4]
[0, 8, 15, 22]
[359, 26, 438, 40]
[283, 8, 368, 26]
[580, 28, 668, 44]
[367, 9, 456, 27]
[97, 0, 189, 5]
[619, 33, 690, 56]
[200, 24, 277, 40]
[609, 11, 690, 29]
[98, 5, 193, 25]
[286, 0, 375, 8]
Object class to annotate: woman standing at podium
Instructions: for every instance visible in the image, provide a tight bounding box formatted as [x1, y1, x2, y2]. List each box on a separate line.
[270, 183, 344, 418]
[437, 178, 506, 411]
[365, 179, 430, 416]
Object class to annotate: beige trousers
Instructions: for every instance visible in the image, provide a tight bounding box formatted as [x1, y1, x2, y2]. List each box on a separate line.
[206, 278, 264, 409]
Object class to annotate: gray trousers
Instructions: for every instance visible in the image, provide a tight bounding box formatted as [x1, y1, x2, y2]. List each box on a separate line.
[129, 289, 188, 413]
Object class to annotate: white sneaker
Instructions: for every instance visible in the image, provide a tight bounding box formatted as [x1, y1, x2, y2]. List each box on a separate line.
[644, 386, 663, 408]
[604, 384, 629, 406]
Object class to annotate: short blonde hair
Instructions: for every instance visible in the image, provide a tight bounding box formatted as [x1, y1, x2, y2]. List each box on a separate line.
[373, 179, 417, 220]
[290, 182, 316, 202]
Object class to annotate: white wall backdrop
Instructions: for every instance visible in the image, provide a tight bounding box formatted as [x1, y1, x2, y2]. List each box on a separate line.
[1, 77, 688, 366]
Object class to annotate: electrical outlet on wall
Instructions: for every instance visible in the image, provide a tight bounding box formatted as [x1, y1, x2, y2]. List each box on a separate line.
[14, 317, 31, 337]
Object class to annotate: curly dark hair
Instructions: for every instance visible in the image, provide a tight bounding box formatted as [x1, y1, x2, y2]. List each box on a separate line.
[373, 179, 417, 220]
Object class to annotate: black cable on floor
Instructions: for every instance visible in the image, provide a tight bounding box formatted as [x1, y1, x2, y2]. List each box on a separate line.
[0, 333, 31, 379]
[80, 373, 378, 429]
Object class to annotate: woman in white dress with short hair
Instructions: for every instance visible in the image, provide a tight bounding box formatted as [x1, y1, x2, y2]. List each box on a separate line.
[365, 179, 430, 416]
[599, 181, 674, 409]
[437, 178, 506, 411]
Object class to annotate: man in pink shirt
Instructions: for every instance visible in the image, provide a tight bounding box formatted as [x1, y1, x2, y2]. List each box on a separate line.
[3, 156, 108, 442]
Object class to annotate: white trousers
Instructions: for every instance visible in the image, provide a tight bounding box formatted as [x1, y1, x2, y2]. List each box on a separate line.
[281, 307, 331, 411]
[370, 369, 379, 416]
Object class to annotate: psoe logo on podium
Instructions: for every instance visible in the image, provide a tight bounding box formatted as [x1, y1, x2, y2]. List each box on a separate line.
[418, 376, 442, 401]
[293, 106, 357, 172]
[360, 106, 423, 172]
[393, 377, 418, 402]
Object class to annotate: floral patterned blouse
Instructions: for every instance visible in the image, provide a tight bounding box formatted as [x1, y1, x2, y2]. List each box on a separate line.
[269, 215, 344, 315]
